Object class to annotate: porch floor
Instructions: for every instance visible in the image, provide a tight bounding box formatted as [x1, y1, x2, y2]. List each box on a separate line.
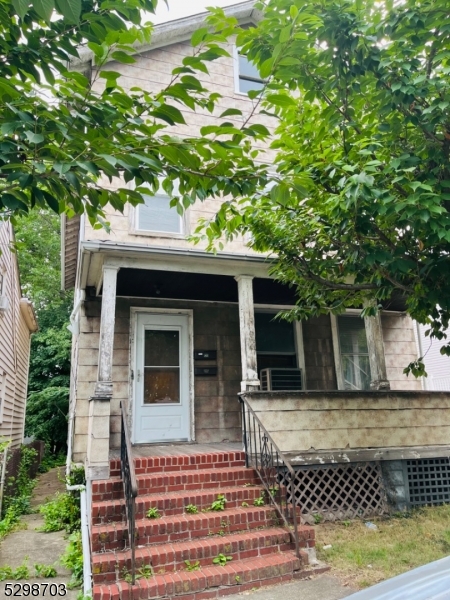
[110, 442, 243, 459]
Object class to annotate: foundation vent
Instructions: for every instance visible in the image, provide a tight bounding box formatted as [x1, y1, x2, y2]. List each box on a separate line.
[280, 462, 388, 522]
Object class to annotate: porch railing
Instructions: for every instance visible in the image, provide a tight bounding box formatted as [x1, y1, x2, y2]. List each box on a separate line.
[120, 401, 138, 585]
[238, 394, 300, 558]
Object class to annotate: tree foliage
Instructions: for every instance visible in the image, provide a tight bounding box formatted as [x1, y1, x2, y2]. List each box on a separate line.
[199, 0, 450, 375]
[15, 211, 71, 453]
[0, 0, 266, 226]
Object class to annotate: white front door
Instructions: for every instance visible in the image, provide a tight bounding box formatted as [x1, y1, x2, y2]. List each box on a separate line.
[133, 312, 191, 443]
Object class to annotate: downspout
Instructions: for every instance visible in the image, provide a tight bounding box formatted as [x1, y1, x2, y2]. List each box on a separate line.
[66, 289, 85, 479]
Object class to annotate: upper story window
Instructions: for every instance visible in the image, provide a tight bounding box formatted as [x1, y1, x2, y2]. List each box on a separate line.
[236, 52, 265, 94]
[136, 188, 183, 236]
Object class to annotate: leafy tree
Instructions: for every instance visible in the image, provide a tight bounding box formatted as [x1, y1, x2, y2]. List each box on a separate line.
[15, 211, 70, 453]
[199, 0, 450, 375]
[0, 0, 266, 226]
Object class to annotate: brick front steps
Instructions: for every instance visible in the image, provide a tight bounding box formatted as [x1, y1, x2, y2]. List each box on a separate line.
[92, 450, 317, 600]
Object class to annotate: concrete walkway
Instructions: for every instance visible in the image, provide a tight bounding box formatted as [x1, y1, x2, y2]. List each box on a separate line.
[0, 467, 79, 599]
[224, 575, 355, 600]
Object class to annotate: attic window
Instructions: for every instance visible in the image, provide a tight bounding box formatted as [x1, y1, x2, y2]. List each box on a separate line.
[136, 179, 184, 236]
[237, 53, 265, 94]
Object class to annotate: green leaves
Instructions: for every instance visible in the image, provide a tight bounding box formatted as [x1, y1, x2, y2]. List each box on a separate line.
[33, 0, 54, 22]
[55, 0, 81, 23]
[12, 0, 29, 19]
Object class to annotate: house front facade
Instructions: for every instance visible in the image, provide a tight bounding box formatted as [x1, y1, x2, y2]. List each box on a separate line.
[64, 2, 450, 521]
[0, 220, 38, 448]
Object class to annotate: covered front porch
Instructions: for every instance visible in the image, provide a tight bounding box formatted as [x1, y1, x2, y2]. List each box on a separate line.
[74, 246, 421, 481]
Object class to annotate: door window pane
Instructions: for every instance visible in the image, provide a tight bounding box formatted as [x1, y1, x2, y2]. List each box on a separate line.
[145, 330, 179, 366]
[338, 316, 370, 390]
[144, 329, 180, 404]
[144, 368, 180, 404]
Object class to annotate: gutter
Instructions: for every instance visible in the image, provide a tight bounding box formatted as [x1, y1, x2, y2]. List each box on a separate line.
[70, 1, 260, 71]
[80, 239, 269, 265]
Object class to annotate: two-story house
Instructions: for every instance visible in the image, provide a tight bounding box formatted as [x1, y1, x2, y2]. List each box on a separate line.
[0, 220, 38, 448]
[62, 3, 450, 598]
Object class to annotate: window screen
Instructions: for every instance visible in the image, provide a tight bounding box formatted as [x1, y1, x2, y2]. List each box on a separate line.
[237, 54, 265, 93]
[137, 193, 182, 234]
[338, 315, 370, 390]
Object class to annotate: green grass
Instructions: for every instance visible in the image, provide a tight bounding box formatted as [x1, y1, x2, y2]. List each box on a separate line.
[316, 505, 450, 589]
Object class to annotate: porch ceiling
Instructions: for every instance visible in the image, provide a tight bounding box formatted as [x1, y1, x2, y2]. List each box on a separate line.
[114, 268, 298, 305]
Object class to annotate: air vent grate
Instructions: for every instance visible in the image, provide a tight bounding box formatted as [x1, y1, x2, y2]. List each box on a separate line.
[406, 458, 450, 507]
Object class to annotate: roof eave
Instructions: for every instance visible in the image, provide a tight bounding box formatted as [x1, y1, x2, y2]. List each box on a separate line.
[70, 1, 260, 71]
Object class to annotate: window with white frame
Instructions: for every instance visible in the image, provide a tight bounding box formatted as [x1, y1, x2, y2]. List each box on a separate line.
[136, 188, 183, 235]
[236, 52, 265, 94]
[337, 315, 371, 390]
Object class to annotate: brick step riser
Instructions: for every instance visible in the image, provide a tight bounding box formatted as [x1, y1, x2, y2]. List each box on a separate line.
[91, 511, 279, 553]
[92, 487, 266, 525]
[109, 453, 246, 478]
[93, 472, 259, 502]
[93, 556, 301, 600]
[93, 536, 295, 584]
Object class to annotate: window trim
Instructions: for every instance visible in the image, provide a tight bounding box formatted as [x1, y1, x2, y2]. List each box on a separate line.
[129, 180, 189, 239]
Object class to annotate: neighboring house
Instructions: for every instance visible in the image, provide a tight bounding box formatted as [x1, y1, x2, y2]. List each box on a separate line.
[416, 322, 450, 390]
[0, 220, 38, 447]
[62, 3, 450, 597]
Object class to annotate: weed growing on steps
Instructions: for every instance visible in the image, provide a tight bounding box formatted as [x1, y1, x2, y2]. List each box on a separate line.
[185, 504, 198, 514]
[253, 495, 265, 507]
[184, 560, 200, 572]
[210, 495, 226, 511]
[212, 554, 232, 566]
[146, 507, 161, 519]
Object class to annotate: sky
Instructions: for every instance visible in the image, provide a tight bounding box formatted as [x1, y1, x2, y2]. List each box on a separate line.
[152, 0, 242, 23]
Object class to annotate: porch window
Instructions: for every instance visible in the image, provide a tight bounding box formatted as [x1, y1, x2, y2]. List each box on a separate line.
[337, 315, 371, 390]
[137, 192, 183, 235]
[255, 312, 297, 374]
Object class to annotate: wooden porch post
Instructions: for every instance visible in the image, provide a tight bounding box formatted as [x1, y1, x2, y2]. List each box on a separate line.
[87, 264, 119, 480]
[235, 275, 260, 391]
[364, 302, 390, 391]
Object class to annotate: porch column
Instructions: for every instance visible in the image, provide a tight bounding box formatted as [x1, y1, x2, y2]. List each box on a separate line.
[235, 275, 260, 391]
[87, 264, 119, 480]
[363, 302, 390, 391]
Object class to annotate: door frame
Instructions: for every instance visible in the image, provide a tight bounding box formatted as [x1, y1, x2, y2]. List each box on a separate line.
[129, 307, 195, 444]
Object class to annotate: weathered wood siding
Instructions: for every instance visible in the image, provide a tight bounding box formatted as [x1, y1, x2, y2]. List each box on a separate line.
[83, 38, 276, 255]
[0, 222, 35, 447]
[302, 315, 337, 390]
[245, 391, 450, 454]
[381, 314, 422, 390]
[72, 298, 242, 462]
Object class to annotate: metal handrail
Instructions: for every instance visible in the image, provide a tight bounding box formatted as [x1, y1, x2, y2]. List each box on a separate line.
[120, 401, 138, 584]
[238, 394, 300, 558]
